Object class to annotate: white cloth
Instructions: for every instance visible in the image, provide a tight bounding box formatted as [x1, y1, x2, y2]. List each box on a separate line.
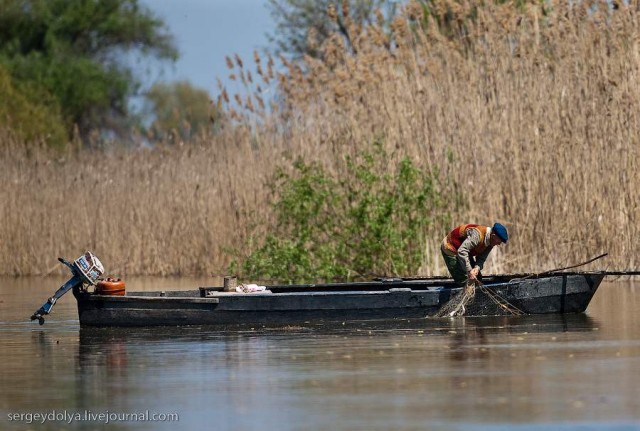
[236, 283, 270, 293]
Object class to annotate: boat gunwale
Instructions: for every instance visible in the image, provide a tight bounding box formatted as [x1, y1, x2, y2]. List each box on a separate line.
[222, 272, 606, 293]
[88, 294, 220, 304]
[88, 272, 605, 299]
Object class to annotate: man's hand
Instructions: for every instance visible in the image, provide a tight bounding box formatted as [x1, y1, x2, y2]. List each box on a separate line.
[468, 267, 480, 281]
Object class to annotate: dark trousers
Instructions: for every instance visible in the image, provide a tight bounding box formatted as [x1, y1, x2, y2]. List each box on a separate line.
[441, 246, 480, 286]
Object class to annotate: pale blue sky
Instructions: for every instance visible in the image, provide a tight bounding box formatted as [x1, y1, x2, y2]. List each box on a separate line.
[139, 0, 276, 98]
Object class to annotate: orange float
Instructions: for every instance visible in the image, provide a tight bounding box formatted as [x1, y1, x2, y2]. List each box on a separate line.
[96, 278, 126, 296]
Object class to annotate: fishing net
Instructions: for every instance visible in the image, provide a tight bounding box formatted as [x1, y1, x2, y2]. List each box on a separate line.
[432, 253, 611, 318]
[434, 280, 524, 317]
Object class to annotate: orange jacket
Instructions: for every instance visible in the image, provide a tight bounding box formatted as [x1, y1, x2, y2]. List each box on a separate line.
[442, 224, 489, 257]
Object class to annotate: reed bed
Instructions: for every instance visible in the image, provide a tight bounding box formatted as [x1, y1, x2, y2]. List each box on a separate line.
[1, 0, 639, 277]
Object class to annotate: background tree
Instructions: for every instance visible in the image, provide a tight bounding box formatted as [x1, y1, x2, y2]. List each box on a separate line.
[267, 0, 396, 59]
[0, 65, 67, 148]
[144, 81, 221, 143]
[0, 0, 178, 146]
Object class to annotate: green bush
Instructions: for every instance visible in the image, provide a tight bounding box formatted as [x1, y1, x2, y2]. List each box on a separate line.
[234, 143, 461, 283]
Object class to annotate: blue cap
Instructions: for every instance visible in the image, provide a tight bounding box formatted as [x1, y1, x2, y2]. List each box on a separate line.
[492, 223, 508, 243]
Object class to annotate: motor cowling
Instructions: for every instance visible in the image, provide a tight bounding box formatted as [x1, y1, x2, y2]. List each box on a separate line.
[74, 251, 104, 285]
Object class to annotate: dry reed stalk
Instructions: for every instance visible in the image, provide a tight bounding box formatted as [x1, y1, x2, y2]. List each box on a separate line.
[1, 0, 639, 276]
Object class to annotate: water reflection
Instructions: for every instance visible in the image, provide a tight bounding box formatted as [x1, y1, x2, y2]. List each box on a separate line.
[3, 278, 640, 430]
[67, 314, 606, 426]
[74, 313, 600, 368]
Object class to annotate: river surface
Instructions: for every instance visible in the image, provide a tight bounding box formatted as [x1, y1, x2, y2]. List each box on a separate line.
[1, 277, 640, 430]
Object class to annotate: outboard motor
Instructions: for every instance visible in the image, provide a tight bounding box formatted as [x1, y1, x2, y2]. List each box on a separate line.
[30, 251, 104, 325]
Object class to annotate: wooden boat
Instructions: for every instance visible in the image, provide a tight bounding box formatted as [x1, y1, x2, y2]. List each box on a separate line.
[72, 272, 606, 327]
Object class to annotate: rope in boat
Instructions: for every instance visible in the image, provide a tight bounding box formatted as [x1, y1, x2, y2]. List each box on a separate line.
[516, 253, 609, 281]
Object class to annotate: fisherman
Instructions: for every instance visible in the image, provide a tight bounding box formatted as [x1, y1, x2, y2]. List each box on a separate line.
[441, 223, 508, 286]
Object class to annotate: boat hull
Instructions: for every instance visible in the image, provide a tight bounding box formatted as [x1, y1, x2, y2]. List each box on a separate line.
[74, 273, 605, 327]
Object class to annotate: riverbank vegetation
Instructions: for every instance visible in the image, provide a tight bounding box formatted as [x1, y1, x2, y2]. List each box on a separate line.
[231, 143, 460, 283]
[1, 0, 639, 280]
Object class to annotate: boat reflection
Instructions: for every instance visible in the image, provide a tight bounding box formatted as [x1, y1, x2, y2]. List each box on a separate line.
[75, 313, 599, 370]
[28, 313, 604, 427]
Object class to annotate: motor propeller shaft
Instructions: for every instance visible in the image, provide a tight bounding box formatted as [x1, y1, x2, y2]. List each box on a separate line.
[29, 252, 104, 325]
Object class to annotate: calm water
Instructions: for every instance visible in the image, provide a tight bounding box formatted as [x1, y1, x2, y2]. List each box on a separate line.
[1, 277, 640, 431]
